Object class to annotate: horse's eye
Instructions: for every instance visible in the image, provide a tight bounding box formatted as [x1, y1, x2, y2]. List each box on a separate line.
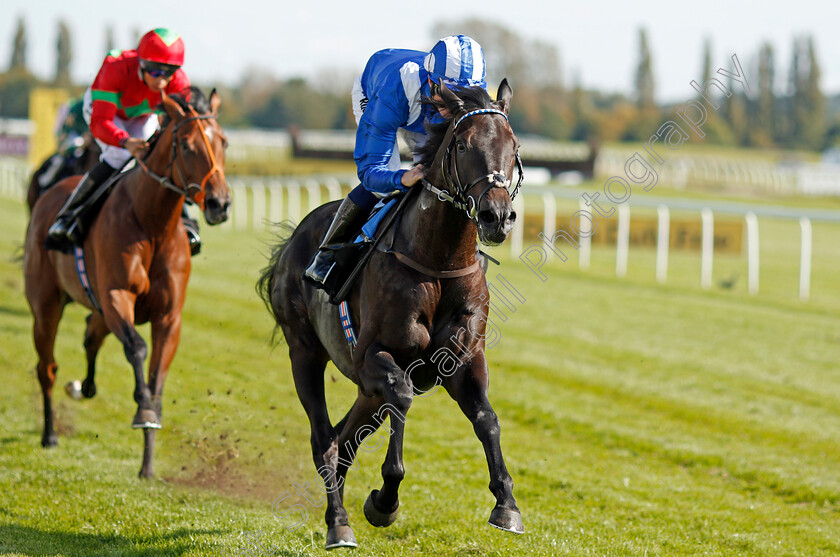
[456, 141, 467, 154]
[180, 139, 193, 152]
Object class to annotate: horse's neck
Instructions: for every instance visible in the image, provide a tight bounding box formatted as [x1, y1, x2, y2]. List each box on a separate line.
[126, 148, 184, 235]
[398, 187, 477, 270]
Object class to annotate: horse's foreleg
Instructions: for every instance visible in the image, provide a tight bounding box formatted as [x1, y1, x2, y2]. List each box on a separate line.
[136, 314, 182, 478]
[80, 312, 110, 399]
[100, 292, 153, 429]
[334, 392, 384, 480]
[444, 352, 523, 534]
[360, 343, 413, 527]
[333, 393, 384, 497]
[147, 314, 182, 424]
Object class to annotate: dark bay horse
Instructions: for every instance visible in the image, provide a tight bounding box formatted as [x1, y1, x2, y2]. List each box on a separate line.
[258, 81, 523, 549]
[27, 136, 101, 213]
[24, 88, 231, 478]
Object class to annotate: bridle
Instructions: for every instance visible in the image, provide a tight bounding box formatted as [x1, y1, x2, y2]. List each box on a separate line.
[135, 108, 223, 210]
[422, 107, 524, 223]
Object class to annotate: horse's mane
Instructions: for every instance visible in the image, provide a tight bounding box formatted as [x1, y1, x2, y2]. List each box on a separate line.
[415, 86, 497, 168]
[145, 86, 210, 154]
[158, 86, 210, 128]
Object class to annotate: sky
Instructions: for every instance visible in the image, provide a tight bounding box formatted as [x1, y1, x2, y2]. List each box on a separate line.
[2, 0, 839, 103]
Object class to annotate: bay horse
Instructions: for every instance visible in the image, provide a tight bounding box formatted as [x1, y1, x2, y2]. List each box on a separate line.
[257, 80, 524, 549]
[23, 87, 231, 478]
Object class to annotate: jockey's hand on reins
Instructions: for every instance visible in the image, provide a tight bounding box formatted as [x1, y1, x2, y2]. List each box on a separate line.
[401, 164, 425, 188]
[124, 138, 149, 159]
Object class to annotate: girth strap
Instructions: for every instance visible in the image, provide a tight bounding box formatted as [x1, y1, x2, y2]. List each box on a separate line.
[73, 246, 101, 313]
[376, 243, 481, 279]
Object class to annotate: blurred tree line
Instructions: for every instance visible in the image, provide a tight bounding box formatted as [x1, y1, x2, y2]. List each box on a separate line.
[1, 16, 838, 152]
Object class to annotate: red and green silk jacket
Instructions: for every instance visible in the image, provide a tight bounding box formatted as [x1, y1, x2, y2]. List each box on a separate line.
[89, 49, 190, 147]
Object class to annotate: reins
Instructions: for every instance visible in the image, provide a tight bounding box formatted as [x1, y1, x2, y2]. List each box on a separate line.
[134, 110, 222, 210]
[333, 103, 523, 299]
[383, 107, 522, 280]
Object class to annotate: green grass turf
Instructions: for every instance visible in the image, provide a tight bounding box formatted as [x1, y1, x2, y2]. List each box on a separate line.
[1, 189, 838, 556]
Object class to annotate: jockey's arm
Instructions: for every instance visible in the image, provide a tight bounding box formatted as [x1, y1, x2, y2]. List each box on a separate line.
[89, 63, 130, 147]
[354, 96, 411, 196]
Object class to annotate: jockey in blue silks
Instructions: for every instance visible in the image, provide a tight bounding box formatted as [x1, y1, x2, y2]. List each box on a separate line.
[304, 35, 487, 285]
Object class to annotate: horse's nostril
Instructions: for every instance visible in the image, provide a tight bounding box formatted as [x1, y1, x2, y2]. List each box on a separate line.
[478, 210, 498, 226]
[206, 197, 229, 213]
[508, 210, 517, 223]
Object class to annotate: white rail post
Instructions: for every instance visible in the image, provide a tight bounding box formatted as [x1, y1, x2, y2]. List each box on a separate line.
[286, 180, 301, 225]
[324, 177, 342, 201]
[251, 181, 265, 230]
[305, 179, 321, 212]
[268, 180, 283, 223]
[745, 212, 759, 295]
[232, 181, 248, 230]
[578, 197, 591, 270]
[542, 192, 556, 262]
[0, 164, 8, 197]
[616, 205, 630, 277]
[799, 217, 812, 301]
[656, 204, 670, 283]
[510, 195, 524, 257]
[700, 209, 714, 289]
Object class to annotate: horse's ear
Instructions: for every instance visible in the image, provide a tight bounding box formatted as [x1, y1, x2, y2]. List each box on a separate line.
[439, 81, 464, 116]
[161, 90, 186, 121]
[496, 78, 513, 115]
[209, 88, 221, 116]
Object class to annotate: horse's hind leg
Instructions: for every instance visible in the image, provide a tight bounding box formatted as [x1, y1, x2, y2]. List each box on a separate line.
[444, 353, 523, 534]
[29, 289, 66, 447]
[80, 312, 109, 399]
[283, 330, 357, 549]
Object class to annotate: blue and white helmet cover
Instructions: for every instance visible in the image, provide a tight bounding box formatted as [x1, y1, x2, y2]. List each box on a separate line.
[424, 35, 486, 89]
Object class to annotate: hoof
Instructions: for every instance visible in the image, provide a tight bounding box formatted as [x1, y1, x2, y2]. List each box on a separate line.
[131, 408, 161, 429]
[41, 434, 58, 448]
[81, 379, 97, 398]
[363, 489, 399, 528]
[488, 506, 524, 534]
[325, 524, 357, 550]
[64, 380, 83, 400]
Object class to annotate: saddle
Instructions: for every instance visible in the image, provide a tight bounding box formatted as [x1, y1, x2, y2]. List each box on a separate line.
[320, 186, 497, 304]
[321, 192, 412, 304]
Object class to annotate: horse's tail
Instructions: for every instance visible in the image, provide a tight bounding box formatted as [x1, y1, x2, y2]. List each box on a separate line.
[256, 221, 298, 340]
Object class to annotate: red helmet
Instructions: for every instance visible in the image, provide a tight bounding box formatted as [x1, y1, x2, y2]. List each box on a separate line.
[137, 28, 185, 66]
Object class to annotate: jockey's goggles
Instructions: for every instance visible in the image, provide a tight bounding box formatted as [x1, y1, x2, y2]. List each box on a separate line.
[140, 60, 179, 79]
[428, 76, 478, 97]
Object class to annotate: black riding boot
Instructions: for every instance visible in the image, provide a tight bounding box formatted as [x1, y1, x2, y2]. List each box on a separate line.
[304, 196, 367, 284]
[182, 205, 201, 256]
[47, 160, 115, 244]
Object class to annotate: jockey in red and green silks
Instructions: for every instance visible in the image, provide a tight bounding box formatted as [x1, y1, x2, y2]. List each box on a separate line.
[48, 28, 200, 253]
[85, 28, 190, 167]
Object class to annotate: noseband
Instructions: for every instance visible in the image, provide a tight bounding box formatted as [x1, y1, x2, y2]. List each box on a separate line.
[136, 109, 223, 210]
[422, 108, 524, 222]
